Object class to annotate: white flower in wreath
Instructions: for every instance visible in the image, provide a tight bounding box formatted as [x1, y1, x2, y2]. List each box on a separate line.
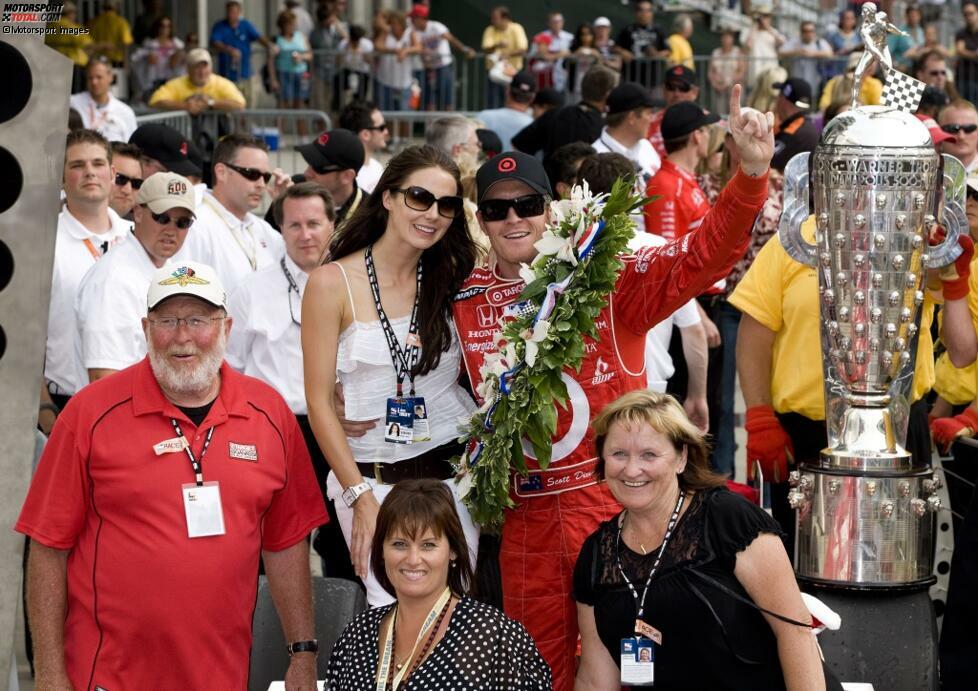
[518, 262, 538, 285]
[522, 319, 551, 367]
[455, 467, 474, 499]
[534, 229, 578, 266]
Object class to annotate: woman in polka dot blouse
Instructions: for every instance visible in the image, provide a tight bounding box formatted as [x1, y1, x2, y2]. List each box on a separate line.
[327, 479, 552, 690]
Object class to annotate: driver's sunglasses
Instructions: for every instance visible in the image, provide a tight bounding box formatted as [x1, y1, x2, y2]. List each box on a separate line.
[115, 172, 143, 189]
[477, 193, 547, 222]
[394, 186, 464, 219]
[224, 162, 273, 183]
[364, 122, 389, 131]
[942, 123, 978, 135]
[149, 210, 195, 229]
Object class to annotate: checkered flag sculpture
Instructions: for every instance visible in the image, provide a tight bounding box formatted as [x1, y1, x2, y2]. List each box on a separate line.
[880, 71, 926, 113]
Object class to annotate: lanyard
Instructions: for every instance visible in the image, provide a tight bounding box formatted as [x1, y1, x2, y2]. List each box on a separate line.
[364, 245, 422, 397]
[375, 587, 452, 691]
[82, 238, 108, 261]
[281, 257, 301, 326]
[170, 419, 215, 487]
[204, 196, 258, 270]
[616, 490, 686, 624]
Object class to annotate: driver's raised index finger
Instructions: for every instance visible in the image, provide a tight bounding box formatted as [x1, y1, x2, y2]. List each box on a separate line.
[729, 84, 743, 129]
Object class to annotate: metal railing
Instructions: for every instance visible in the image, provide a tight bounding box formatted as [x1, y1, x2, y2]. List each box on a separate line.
[131, 109, 194, 139]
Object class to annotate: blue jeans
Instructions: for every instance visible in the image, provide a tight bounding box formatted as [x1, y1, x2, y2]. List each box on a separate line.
[375, 83, 412, 111]
[485, 78, 506, 109]
[713, 302, 741, 479]
[422, 65, 454, 110]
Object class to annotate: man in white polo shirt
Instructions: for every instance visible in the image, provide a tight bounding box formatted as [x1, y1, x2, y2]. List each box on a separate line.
[178, 133, 289, 293]
[69, 59, 138, 143]
[76, 172, 196, 383]
[40, 129, 132, 429]
[592, 82, 662, 193]
[226, 182, 354, 580]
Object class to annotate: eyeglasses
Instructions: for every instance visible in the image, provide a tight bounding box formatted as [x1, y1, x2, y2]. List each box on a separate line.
[223, 162, 273, 183]
[364, 123, 389, 131]
[941, 123, 978, 134]
[928, 70, 946, 77]
[394, 186, 464, 219]
[665, 81, 692, 92]
[146, 316, 225, 331]
[477, 193, 547, 222]
[115, 172, 144, 189]
[149, 210, 195, 229]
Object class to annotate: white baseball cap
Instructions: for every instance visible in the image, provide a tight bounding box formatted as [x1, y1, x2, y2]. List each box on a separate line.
[147, 261, 228, 311]
[594, 17, 611, 28]
[186, 48, 212, 67]
[137, 172, 196, 215]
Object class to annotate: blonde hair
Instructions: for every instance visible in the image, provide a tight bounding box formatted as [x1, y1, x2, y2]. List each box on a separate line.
[592, 390, 726, 490]
[748, 66, 787, 113]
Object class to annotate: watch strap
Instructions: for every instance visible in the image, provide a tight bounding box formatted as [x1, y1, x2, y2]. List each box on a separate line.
[342, 481, 372, 507]
[287, 639, 319, 656]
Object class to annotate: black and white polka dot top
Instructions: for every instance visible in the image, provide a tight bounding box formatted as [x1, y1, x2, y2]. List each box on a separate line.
[326, 596, 553, 690]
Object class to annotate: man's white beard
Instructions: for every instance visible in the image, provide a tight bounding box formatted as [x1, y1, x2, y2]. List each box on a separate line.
[147, 328, 227, 398]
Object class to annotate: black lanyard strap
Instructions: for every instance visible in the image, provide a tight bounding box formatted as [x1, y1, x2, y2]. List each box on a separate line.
[364, 245, 423, 397]
[170, 419, 215, 487]
[616, 489, 686, 622]
[281, 257, 302, 327]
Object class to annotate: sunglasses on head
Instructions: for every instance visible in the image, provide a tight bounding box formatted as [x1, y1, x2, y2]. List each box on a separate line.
[394, 186, 464, 219]
[478, 193, 547, 222]
[665, 81, 692, 92]
[149, 209, 195, 229]
[224, 161, 273, 183]
[942, 123, 978, 134]
[115, 172, 143, 189]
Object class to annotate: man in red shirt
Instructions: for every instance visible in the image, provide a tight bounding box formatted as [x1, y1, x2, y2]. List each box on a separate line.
[455, 86, 774, 690]
[644, 101, 719, 240]
[647, 64, 701, 159]
[17, 261, 327, 690]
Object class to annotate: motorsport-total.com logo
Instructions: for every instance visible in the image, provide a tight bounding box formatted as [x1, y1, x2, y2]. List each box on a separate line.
[1, 3, 86, 35]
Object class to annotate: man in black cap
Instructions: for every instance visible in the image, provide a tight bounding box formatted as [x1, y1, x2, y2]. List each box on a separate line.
[918, 84, 950, 119]
[648, 64, 701, 158]
[130, 123, 205, 184]
[476, 71, 537, 151]
[295, 128, 367, 226]
[512, 64, 617, 160]
[592, 82, 662, 196]
[450, 84, 775, 691]
[771, 77, 818, 173]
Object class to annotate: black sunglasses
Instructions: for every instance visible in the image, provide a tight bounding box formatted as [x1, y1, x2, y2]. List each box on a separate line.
[478, 193, 547, 222]
[665, 81, 692, 92]
[394, 186, 464, 219]
[364, 122, 389, 131]
[115, 172, 143, 189]
[149, 209, 195, 229]
[941, 123, 978, 134]
[224, 162, 273, 183]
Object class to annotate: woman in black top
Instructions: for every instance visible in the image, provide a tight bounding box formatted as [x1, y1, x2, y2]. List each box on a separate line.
[573, 390, 826, 690]
[327, 479, 551, 690]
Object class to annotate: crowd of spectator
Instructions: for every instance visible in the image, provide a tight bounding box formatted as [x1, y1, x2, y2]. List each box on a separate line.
[21, 0, 978, 690]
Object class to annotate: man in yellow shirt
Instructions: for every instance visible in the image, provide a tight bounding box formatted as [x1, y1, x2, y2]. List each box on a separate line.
[150, 48, 246, 113]
[667, 13, 694, 70]
[731, 217, 975, 549]
[46, 2, 93, 91]
[481, 6, 528, 108]
[87, 0, 133, 66]
[819, 51, 883, 110]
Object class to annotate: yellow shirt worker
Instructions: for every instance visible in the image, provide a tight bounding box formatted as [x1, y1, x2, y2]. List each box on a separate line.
[46, 16, 93, 67]
[87, 4, 133, 65]
[150, 49, 246, 113]
[481, 11, 528, 71]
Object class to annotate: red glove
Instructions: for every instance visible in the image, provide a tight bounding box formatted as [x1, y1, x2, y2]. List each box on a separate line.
[931, 406, 978, 452]
[940, 235, 975, 301]
[745, 405, 794, 483]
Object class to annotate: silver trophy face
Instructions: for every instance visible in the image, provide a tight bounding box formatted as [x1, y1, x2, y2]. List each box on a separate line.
[813, 107, 939, 397]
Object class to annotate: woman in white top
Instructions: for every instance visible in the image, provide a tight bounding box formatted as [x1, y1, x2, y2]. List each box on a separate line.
[303, 145, 480, 607]
[373, 10, 420, 111]
[132, 15, 185, 102]
[743, 9, 785, 88]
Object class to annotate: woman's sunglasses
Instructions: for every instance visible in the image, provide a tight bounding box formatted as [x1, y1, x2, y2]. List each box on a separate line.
[394, 186, 463, 219]
[115, 172, 143, 189]
[941, 123, 978, 135]
[477, 194, 547, 222]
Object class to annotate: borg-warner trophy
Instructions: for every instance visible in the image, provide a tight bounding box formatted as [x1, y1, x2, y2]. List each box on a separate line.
[779, 3, 966, 590]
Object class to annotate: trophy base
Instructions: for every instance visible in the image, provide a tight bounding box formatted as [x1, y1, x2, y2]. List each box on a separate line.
[822, 404, 914, 472]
